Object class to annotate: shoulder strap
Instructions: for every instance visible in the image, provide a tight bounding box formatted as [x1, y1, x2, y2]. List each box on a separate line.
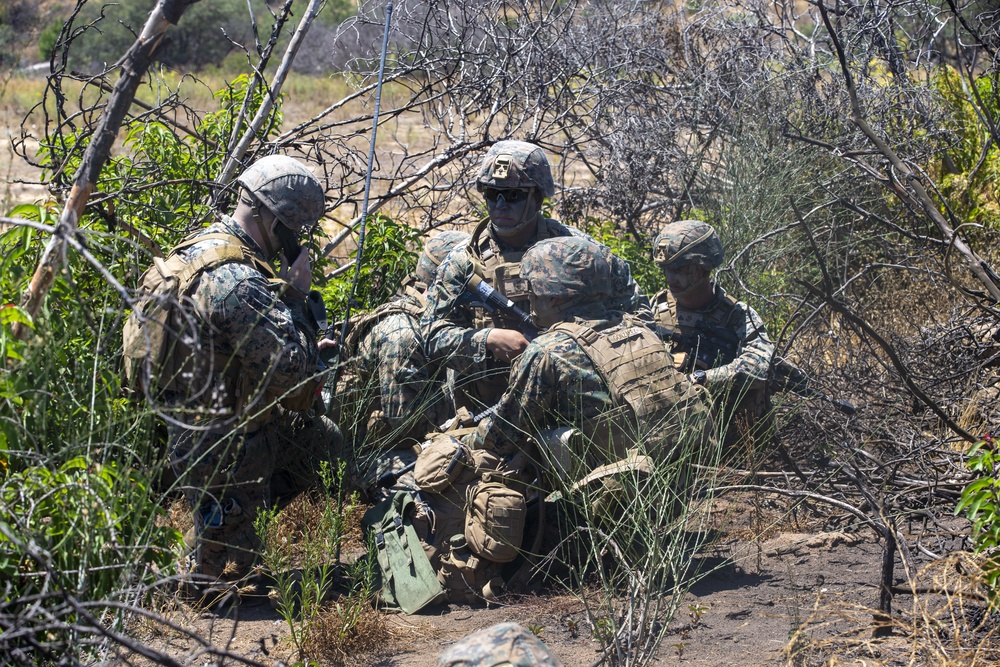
[169, 233, 277, 293]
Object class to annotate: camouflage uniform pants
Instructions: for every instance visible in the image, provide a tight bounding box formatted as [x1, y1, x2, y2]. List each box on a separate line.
[169, 408, 343, 580]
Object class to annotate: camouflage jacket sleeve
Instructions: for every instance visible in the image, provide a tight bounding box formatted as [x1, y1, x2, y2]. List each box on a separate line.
[358, 311, 428, 427]
[465, 331, 610, 457]
[419, 245, 492, 373]
[703, 301, 774, 388]
[205, 262, 319, 394]
[465, 342, 559, 456]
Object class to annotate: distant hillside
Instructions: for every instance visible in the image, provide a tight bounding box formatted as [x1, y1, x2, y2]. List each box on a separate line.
[1, 0, 74, 68]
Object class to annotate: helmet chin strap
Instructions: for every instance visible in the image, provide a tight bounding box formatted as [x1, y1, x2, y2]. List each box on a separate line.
[244, 194, 279, 259]
[490, 192, 541, 242]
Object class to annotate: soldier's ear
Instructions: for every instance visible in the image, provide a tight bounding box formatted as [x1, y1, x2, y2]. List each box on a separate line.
[529, 189, 543, 211]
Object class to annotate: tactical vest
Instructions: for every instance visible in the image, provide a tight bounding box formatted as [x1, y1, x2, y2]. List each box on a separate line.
[651, 288, 743, 367]
[550, 315, 715, 466]
[467, 216, 566, 332]
[651, 288, 771, 446]
[123, 232, 316, 420]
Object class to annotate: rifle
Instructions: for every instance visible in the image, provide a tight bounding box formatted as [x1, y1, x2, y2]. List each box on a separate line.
[663, 322, 856, 415]
[457, 273, 542, 340]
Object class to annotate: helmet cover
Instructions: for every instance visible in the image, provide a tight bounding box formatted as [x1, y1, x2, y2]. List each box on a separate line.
[236, 155, 325, 232]
[522, 236, 612, 299]
[652, 220, 724, 270]
[436, 622, 562, 667]
[475, 140, 555, 198]
[414, 230, 470, 285]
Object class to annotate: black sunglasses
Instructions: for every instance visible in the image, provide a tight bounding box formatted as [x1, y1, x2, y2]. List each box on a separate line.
[483, 187, 532, 204]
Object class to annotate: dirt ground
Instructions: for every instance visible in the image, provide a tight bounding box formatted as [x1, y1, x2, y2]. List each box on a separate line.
[135, 493, 966, 667]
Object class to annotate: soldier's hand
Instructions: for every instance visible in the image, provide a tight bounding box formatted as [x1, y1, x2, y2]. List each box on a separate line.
[486, 328, 529, 362]
[281, 249, 312, 294]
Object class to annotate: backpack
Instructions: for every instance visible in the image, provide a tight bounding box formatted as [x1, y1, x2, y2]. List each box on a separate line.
[361, 490, 446, 613]
[122, 232, 274, 398]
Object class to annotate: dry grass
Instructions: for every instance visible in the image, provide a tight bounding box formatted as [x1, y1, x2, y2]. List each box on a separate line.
[782, 554, 1000, 666]
[304, 602, 394, 666]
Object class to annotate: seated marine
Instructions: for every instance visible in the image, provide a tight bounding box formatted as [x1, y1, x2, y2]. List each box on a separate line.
[650, 220, 776, 449]
[334, 231, 469, 453]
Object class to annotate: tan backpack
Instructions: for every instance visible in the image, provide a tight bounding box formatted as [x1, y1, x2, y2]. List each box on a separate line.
[122, 233, 276, 398]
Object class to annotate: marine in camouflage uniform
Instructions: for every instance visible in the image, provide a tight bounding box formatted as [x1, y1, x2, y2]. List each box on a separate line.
[650, 220, 775, 449]
[466, 236, 713, 483]
[420, 140, 647, 415]
[155, 156, 342, 589]
[437, 622, 562, 667]
[339, 231, 469, 451]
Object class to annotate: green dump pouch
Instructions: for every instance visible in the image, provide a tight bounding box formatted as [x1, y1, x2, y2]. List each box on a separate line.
[362, 490, 445, 614]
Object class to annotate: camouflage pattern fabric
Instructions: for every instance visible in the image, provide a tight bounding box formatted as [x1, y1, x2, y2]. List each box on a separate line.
[420, 216, 646, 413]
[164, 217, 340, 581]
[353, 296, 453, 441]
[236, 155, 325, 232]
[520, 236, 612, 298]
[465, 309, 625, 459]
[475, 141, 556, 198]
[415, 230, 472, 287]
[652, 219, 725, 271]
[341, 232, 468, 449]
[651, 285, 774, 447]
[437, 622, 562, 667]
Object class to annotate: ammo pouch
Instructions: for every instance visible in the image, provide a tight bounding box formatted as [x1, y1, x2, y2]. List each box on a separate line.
[464, 479, 526, 563]
[436, 535, 504, 604]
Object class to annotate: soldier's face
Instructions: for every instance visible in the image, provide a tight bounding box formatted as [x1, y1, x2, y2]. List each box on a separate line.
[529, 292, 564, 328]
[665, 264, 710, 295]
[485, 188, 538, 232]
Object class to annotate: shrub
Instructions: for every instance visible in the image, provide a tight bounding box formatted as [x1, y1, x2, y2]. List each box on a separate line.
[319, 213, 422, 317]
[956, 434, 1000, 605]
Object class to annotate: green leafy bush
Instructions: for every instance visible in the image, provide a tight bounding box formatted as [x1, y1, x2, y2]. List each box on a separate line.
[956, 434, 1000, 604]
[0, 458, 179, 597]
[580, 217, 666, 297]
[933, 67, 1000, 231]
[319, 213, 422, 316]
[65, 0, 254, 73]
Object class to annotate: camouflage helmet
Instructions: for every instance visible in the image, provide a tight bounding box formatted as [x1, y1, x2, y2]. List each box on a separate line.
[476, 140, 555, 199]
[652, 220, 725, 271]
[437, 622, 563, 667]
[236, 155, 325, 232]
[522, 236, 612, 298]
[414, 230, 470, 285]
